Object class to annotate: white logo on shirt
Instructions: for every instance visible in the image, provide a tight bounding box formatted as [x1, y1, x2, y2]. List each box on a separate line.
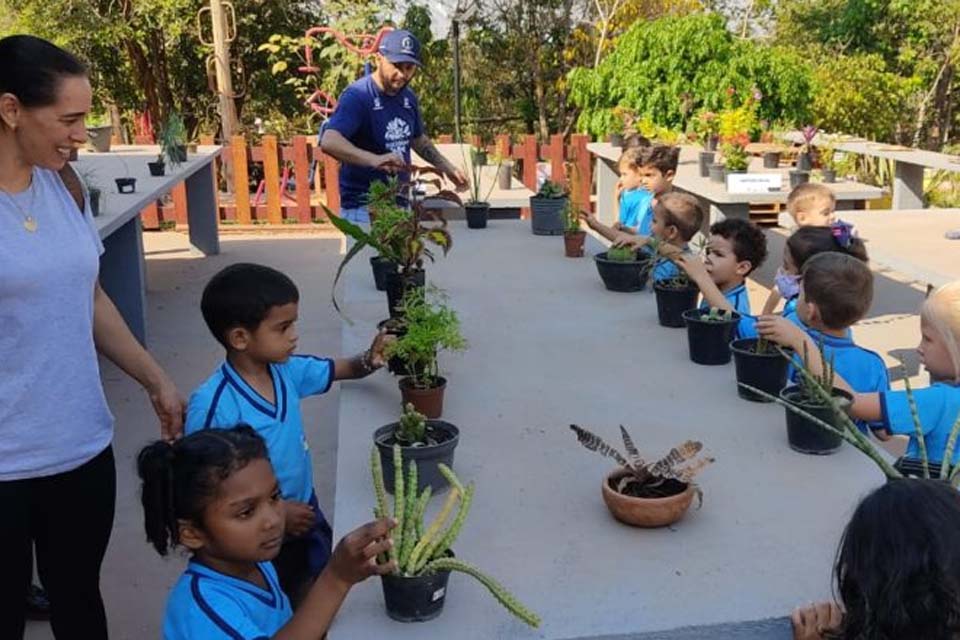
[373, 97, 383, 111]
[384, 118, 412, 158]
[403, 97, 411, 109]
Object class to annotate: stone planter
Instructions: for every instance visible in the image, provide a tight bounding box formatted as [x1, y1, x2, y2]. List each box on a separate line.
[708, 163, 725, 183]
[698, 151, 715, 178]
[789, 170, 810, 189]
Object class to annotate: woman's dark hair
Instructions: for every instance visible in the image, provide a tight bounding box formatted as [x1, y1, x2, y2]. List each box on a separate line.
[786, 226, 868, 270]
[0, 35, 87, 108]
[137, 425, 269, 556]
[829, 479, 960, 639]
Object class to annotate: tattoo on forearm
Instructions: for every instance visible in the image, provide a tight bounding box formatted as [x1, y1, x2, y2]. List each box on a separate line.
[413, 137, 451, 171]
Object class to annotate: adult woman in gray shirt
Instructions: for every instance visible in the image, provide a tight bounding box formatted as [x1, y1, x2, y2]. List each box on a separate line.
[0, 35, 185, 639]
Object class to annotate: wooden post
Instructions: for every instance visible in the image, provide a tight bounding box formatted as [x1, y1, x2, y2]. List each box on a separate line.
[520, 134, 538, 219]
[320, 149, 340, 214]
[172, 183, 189, 225]
[495, 134, 511, 160]
[571, 134, 592, 213]
[293, 136, 312, 223]
[262, 135, 282, 224]
[231, 135, 251, 224]
[548, 133, 566, 187]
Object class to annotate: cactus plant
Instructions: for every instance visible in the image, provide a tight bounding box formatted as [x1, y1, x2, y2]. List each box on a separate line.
[371, 444, 541, 628]
[396, 403, 428, 445]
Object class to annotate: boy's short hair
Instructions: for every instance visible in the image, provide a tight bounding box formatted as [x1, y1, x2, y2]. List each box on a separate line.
[637, 144, 680, 175]
[657, 192, 704, 241]
[787, 183, 836, 218]
[201, 263, 300, 349]
[618, 142, 651, 170]
[802, 252, 873, 329]
[709, 218, 767, 275]
[787, 226, 868, 270]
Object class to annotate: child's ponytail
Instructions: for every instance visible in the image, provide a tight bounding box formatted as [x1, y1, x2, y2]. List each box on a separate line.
[136, 425, 269, 556]
[137, 440, 179, 555]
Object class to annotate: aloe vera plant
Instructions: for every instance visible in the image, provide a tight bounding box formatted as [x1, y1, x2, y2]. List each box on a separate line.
[371, 445, 541, 628]
[569, 424, 714, 499]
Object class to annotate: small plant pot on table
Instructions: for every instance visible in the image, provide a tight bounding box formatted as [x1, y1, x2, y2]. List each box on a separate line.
[780, 385, 852, 455]
[730, 338, 790, 402]
[593, 249, 651, 292]
[682, 309, 741, 365]
[564, 231, 586, 257]
[399, 376, 447, 419]
[374, 412, 459, 495]
[465, 202, 489, 229]
[529, 181, 568, 235]
[385, 269, 426, 318]
[602, 468, 697, 528]
[653, 281, 699, 328]
[115, 177, 136, 194]
[381, 557, 454, 622]
[370, 256, 398, 292]
[147, 160, 166, 177]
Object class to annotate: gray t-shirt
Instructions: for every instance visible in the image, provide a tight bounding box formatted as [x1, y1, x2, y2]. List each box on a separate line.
[0, 166, 113, 480]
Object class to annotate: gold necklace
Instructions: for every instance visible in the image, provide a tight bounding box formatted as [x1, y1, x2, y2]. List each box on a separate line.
[0, 179, 38, 232]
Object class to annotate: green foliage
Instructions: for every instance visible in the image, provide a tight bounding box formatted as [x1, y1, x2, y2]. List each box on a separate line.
[385, 286, 467, 389]
[606, 245, 638, 262]
[720, 142, 749, 172]
[563, 200, 581, 234]
[159, 112, 187, 166]
[370, 446, 540, 627]
[795, 340, 836, 405]
[396, 402, 427, 445]
[701, 307, 733, 322]
[568, 13, 813, 137]
[537, 180, 567, 198]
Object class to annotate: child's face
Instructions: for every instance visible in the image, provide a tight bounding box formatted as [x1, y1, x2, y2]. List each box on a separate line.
[918, 316, 958, 381]
[185, 457, 286, 565]
[618, 162, 644, 191]
[637, 165, 674, 196]
[790, 206, 835, 228]
[704, 234, 750, 289]
[650, 207, 680, 245]
[243, 302, 299, 363]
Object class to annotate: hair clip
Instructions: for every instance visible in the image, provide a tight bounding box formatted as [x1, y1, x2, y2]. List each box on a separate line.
[831, 220, 854, 249]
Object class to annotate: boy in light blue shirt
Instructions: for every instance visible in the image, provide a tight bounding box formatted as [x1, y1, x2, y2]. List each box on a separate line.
[185, 263, 391, 604]
[757, 252, 889, 433]
[671, 218, 768, 339]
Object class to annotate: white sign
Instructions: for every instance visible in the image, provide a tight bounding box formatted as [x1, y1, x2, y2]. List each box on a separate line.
[725, 173, 783, 194]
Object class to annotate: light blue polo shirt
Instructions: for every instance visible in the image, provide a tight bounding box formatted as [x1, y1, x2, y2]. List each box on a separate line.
[646, 244, 690, 283]
[619, 188, 654, 234]
[882, 382, 960, 465]
[701, 282, 754, 338]
[186, 356, 334, 503]
[788, 329, 889, 433]
[163, 560, 292, 639]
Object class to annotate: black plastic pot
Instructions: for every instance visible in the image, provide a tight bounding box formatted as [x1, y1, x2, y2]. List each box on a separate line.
[653, 283, 699, 328]
[377, 318, 408, 375]
[380, 554, 454, 622]
[796, 152, 812, 172]
[374, 421, 460, 494]
[609, 133, 625, 147]
[705, 136, 719, 152]
[894, 457, 945, 479]
[789, 170, 810, 189]
[593, 252, 651, 292]
[708, 163, 725, 183]
[780, 385, 852, 455]
[698, 151, 715, 178]
[763, 152, 781, 168]
[529, 195, 567, 235]
[148, 161, 165, 177]
[385, 269, 426, 318]
[822, 168, 837, 183]
[115, 177, 136, 194]
[370, 256, 398, 292]
[730, 339, 790, 402]
[465, 202, 489, 229]
[682, 309, 741, 365]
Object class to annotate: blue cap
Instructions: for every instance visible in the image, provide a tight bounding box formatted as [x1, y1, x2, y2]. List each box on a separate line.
[378, 30, 422, 66]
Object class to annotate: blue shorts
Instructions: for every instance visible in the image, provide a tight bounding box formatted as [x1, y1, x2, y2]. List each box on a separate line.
[272, 491, 333, 598]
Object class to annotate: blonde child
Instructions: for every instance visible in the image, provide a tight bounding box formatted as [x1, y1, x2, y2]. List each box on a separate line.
[616, 192, 705, 283]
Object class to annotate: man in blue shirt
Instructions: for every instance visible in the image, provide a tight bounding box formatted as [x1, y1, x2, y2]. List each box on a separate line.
[320, 30, 467, 223]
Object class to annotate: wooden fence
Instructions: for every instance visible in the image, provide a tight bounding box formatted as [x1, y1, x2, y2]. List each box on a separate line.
[144, 132, 594, 229]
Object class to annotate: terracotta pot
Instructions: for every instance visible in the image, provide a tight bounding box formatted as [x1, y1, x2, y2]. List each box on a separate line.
[601, 468, 696, 528]
[564, 230, 585, 257]
[399, 376, 447, 419]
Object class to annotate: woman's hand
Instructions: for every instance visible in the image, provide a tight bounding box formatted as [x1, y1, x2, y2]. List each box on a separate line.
[147, 376, 186, 441]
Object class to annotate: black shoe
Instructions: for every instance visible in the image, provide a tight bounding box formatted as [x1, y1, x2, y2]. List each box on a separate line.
[25, 584, 51, 621]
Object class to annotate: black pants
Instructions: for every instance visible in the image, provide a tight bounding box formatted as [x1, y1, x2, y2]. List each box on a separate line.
[0, 446, 116, 640]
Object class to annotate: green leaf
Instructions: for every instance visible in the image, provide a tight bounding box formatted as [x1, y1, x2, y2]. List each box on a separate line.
[271, 61, 288, 74]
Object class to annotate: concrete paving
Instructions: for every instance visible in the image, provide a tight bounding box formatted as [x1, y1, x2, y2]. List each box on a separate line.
[329, 220, 922, 639]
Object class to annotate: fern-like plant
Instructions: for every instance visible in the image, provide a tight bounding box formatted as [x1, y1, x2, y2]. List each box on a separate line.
[569, 424, 714, 499]
[536, 180, 567, 199]
[159, 112, 187, 168]
[371, 445, 541, 628]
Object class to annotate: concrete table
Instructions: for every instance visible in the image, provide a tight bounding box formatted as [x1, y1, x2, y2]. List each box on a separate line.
[587, 143, 885, 225]
[837, 209, 960, 287]
[75, 145, 221, 344]
[330, 221, 884, 639]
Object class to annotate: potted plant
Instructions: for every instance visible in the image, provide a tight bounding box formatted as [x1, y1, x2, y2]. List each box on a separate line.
[86, 113, 113, 153]
[819, 144, 839, 183]
[608, 111, 626, 147]
[562, 200, 586, 258]
[529, 180, 568, 236]
[789, 169, 810, 189]
[653, 267, 699, 328]
[708, 161, 726, 183]
[326, 175, 458, 318]
[778, 342, 851, 455]
[592, 245, 652, 292]
[147, 153, 166, 177]
[570, 424, 714, 527]
[762, 147, 783, 169]
[681, 307, 741, 365]
[162, 112, 188, 165]
[385, 286, 467, 419]
[721, 140, 750, 187]
[797, 125, 818, 171]
[691, 109, 720, 175]
[374, 403, 459, 494]
[730, 336, 791, 402]
[114, 160, 136, 194]
[371, 446, 540, 626]
[462, 146, 500, 229]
